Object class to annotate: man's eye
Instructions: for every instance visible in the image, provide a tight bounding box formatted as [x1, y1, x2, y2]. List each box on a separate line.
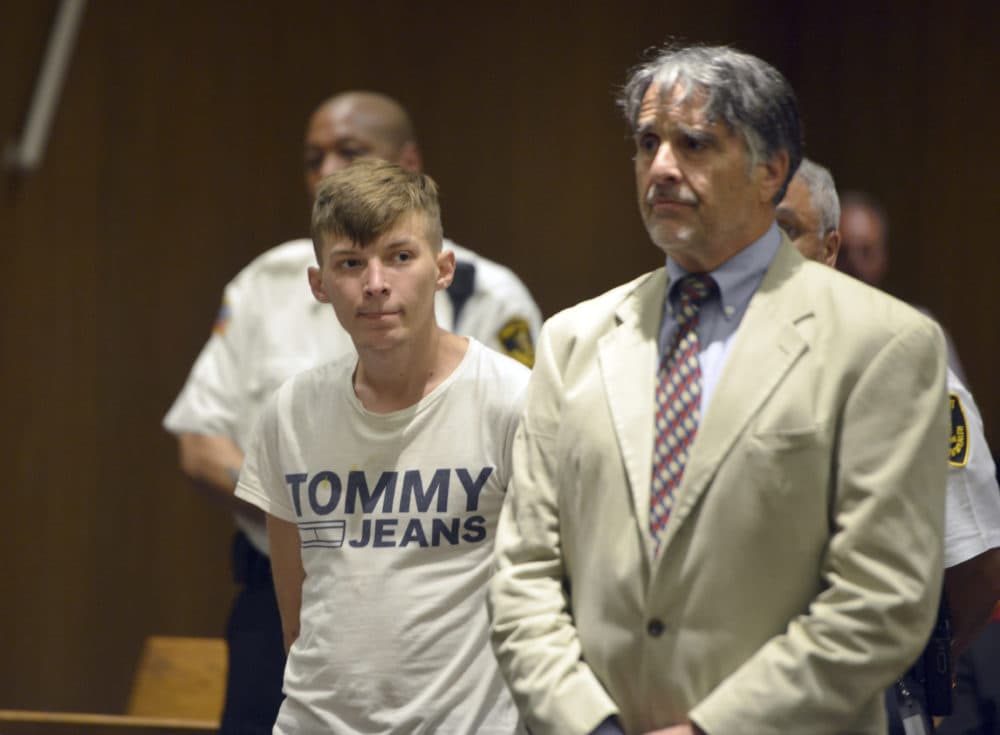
[338, 146, 367, 161]
[778, 221, 802, 240]
[637, 134, 658, 153]
[394, 251, 412, 263]
[683, 135, 706, 151]
[304, 154, 323, 171]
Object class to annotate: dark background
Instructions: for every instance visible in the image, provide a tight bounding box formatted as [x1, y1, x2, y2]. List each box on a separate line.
[2, 0, 997, 712]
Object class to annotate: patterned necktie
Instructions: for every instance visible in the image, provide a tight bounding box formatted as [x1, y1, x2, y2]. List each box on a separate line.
[649, 273, 716, 550]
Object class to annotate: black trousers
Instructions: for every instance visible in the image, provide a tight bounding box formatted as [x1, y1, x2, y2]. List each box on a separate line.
[219, 531, 286, 735]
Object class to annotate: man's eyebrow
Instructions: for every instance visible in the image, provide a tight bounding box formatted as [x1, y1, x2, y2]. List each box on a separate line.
[634, 120, 656, 138]
[304, 136, 363, 151]
[676, 122, 715, 143]
[384, 236, 419, 250]
[328, 246, 363, 256]
[330, 236, 417, 256]
[775, 208, 805, 231]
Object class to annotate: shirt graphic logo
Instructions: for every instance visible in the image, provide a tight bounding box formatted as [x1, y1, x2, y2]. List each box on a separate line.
[284, 467, 494, 550]
[300, 520, 346, 548]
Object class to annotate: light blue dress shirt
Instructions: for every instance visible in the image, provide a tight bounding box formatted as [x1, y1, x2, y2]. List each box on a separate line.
[658, 223, 782, 417]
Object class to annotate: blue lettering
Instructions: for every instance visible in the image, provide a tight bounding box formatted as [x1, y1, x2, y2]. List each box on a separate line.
[373, 519, 398, 547]
[400, 469, 450, 512]
[349, 519, 371, 547]
[456, 467, 493, 511]
[285, 473, 308, 516]
[308, 471, 341, 515]
[399, 519, 429, 548]
[462, 515, 487, 543]
[345, 470, 397, 513]
[431, 517, 460, 545]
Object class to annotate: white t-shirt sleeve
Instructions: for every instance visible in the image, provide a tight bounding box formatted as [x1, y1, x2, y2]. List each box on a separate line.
[235, 390, 298, 523]
[498, 364, 531, 492]
[944, 374, 1000, 567]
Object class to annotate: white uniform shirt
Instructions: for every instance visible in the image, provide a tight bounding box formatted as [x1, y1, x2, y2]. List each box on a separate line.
[446, 242, 542, 367]
[164, 238, 541, 552]
[944, 368, 1000, 568]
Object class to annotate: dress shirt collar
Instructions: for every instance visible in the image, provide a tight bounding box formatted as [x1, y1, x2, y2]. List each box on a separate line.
[664, 222, 782, 322]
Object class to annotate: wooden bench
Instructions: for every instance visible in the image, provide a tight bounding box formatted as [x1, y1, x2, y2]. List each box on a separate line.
[0, 635, 227, 734]
[126, 636, 227, 722]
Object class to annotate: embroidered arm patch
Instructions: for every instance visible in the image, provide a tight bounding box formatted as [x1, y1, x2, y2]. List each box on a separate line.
[212, 298, 232, 336]
[498, 318, 535, 367]
[948, 392, 969, 468]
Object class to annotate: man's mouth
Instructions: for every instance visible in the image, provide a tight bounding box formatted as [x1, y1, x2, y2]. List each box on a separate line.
[647, 192, 696, 210]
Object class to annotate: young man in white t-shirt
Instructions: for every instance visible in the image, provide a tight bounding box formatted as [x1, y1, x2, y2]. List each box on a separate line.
[235, 159, 529, 734]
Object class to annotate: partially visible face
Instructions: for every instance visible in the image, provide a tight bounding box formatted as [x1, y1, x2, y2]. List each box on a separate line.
[308, 213, 454, 353]
[777, 175, 839, 266]
[838, 203, 888, 285]
[303, 101, 403, 200]
[634, 83, 780, 270]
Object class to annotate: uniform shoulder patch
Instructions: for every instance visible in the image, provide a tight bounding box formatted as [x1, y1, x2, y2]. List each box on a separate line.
[498, 317, 535, 367]
[949, 392, 969, 468]
[212, 298, 232, 336]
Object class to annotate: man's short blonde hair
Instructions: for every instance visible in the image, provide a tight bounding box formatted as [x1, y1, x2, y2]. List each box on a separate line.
[311, 158, 443, 261]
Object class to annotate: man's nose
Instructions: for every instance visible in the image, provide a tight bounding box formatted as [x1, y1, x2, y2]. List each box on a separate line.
[364, 261, 389, 296]
[319, 152, 346, 179]
[650, 142, 681, 181]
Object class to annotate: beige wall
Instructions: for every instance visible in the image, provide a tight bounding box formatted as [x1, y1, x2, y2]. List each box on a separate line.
[2, 0, 997, 712]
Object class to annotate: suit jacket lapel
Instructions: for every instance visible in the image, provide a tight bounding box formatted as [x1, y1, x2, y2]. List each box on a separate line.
[656, 240, 814, 556]
[599, 269, 667, 559]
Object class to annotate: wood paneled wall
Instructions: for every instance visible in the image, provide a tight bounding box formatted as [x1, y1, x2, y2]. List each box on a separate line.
[2, 0, 996, 712]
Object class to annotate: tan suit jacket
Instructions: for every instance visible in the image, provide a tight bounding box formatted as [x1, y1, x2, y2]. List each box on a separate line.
[489, 240, 948, 735]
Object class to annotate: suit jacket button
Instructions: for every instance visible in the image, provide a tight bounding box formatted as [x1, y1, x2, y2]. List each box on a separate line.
[647, 619, 665, 637]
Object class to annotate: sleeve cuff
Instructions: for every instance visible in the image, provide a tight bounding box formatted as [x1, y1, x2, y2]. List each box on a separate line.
[589, 716, 626, 735]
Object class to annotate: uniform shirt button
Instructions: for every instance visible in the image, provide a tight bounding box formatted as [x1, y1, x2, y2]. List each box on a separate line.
[647, 619, 665, 637]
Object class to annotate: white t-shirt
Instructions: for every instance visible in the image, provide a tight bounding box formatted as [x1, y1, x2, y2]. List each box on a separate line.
[164, 238, 541, 553]
[236, 339, 529, 735]
[944, 368, 1000, 568]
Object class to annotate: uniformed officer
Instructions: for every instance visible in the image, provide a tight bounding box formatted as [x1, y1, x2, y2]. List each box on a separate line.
[778, 157, 1000, 733]
[163, 91, 542, 734]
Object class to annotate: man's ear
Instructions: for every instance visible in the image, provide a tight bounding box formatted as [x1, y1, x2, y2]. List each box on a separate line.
[397, 142, 423, 173]
[823, 230, 842, 268]
[435, 248, 455, 291]
[760, 150, 790, 205]
[307, 266, 329, 303]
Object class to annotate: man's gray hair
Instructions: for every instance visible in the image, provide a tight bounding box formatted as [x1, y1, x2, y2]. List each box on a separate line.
[618, 43, 802, 203]
[795, 158, 840, 235]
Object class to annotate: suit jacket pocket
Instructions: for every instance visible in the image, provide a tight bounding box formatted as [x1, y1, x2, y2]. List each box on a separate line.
[743, 421, 832, 500]
[750, 424, 825, 452]
[728, 425, 833, 557]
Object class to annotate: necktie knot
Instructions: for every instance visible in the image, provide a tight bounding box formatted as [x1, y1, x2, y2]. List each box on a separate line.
[674, 273, 716, 325]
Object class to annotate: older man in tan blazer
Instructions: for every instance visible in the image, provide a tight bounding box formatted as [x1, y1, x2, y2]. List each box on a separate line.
[488, 44, 949, 735]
